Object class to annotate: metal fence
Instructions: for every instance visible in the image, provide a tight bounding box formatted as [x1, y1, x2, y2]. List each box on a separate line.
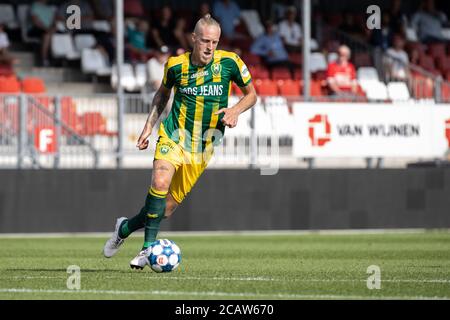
[0, 93, 288, 169]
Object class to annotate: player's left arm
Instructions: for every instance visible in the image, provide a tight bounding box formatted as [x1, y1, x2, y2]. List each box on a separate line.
[215, 83, 257, 128]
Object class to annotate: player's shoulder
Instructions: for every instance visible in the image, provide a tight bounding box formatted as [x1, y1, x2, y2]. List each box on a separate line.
[215, 50, 244, 66]
[166, 52, 190, 69]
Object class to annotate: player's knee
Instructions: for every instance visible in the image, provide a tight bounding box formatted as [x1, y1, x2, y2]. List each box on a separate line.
[152, 176, 170, 192]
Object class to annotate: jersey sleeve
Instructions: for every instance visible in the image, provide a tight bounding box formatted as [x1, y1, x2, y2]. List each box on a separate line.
[230, 54, 252, 87]
[162, 61, 176, 89]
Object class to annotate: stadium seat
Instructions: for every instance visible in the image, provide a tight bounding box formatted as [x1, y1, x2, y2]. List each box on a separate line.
[309, 52, 327, 72]
[293, 69, 303, 80]
[428, 43, 446, 59]
[419, 55, 435, 71]
[327, 52, 338, 64]
[387, 82, 411, 102]
[0, 76, 20, 93]
[111, 64, 137, 92]
[0, 4, 18, 29]
[22, 77, 46, 94]
[249, 66, 269, 80]
[359, 80, 388, 101]
[51, 34, 80, 60]
[412, 74, 434, 100]
[81, 48, 111, 76]
[405, 27, 419, 42]
[271, 67, 291, 80]
[254, 79, 278, 96]
[278, 79, 301, 96]
[134, 64, 147, 89]
[92, 20, 112, 32]
[74, 34, 97, 53]
[240, 10, 265, 39]
[357, 67, 379, 82]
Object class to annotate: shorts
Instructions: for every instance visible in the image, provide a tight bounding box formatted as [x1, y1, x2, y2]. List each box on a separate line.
[154, 124, 214, 204]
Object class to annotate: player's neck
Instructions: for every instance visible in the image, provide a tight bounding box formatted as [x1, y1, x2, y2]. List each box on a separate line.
[191, 51, 213, 67]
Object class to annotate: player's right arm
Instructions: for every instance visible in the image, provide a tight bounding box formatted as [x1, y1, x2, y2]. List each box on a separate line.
[136, 84, 171, 150]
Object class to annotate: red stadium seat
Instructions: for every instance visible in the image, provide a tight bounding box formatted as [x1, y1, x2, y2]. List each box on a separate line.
[435, 56, 450, 74]
[293, 69, 303, 80]
[22, 77, 46, 94]
[254, 79, 278, 96]
[278, 79, 301, 96]
[61, 97, 82, 135]
[271, 67, 292, 80]
[248, 66, 269, 80]
[412, 74, 434, 99]
[0, 76, 20, 93]
[419, 55, 435, 71]
[428, 43, 446, 59]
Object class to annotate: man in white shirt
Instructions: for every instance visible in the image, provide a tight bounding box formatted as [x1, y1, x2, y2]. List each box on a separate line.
[0, 24, 15, 66]
[278, 6, 302, 52]
[385, 35, 410, 81]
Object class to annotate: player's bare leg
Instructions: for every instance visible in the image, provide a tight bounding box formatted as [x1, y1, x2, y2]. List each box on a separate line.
[164, 193, 179, 218]
[129, 159, 175, 269]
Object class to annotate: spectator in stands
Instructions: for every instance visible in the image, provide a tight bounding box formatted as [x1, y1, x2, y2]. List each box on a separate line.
[326, 45, 358, 96]
[29, 0, 56, 66]
[151, 6, 187, 53]
[384, 34, 410, 82]
[212, 0, 241, 40]
[56, 0, 95, 31]
[339, 13, 364, 39]
[126, 20, 152, 63]
[0, 24, 15, 66]
[250, 20, 292, 71]
[389, 0, 407, 36]
[91, 0, 114, 21]
[147, 45, 170, 93]
[369, 13, 394, 50]
[411, 0, 449, 43]
[278, 6, 302, 52]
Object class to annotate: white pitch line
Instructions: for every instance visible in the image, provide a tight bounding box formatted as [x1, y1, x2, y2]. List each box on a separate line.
[1, 228, 448, 238]
[3, 275, 450, 284]
[0, 288, 448, 300]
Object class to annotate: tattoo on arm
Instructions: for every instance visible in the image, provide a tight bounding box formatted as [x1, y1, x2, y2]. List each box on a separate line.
[146, 89, 170, 129]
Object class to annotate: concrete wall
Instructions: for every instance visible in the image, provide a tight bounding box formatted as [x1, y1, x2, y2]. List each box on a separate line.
[0, 169, 449, 233]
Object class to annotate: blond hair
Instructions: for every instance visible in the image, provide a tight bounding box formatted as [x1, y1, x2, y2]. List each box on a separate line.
[193, 13, 221, 35]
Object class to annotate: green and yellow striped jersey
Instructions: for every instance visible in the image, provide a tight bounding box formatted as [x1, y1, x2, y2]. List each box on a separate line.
[159, 50, 252, 153]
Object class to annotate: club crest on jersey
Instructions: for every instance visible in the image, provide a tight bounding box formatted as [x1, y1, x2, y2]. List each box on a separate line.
[212, 63, 222, 76]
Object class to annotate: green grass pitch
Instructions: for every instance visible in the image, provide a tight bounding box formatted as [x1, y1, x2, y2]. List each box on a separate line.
[0, 231, 449, 300]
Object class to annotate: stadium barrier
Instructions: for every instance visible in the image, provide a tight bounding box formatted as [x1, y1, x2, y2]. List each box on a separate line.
[1, 94, 450, 169]
[0, 168, 449, 233]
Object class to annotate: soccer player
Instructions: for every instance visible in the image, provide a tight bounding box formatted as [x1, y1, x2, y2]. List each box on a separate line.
[103, 14, 257, 269]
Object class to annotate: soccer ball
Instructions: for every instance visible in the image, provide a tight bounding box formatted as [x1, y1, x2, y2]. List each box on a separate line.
[147, 239, 181, 273]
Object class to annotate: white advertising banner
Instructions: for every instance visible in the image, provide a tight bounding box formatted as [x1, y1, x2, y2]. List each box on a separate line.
[292, 103, 450, 157]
